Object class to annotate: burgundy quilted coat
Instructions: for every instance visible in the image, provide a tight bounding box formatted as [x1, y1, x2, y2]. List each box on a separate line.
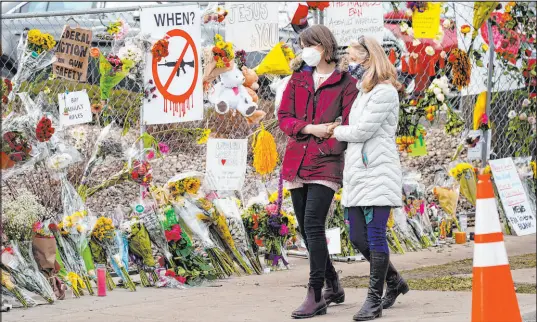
[278, 67, 359, 185]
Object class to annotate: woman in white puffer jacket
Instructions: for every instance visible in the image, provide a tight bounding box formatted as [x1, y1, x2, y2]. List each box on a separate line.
[331, 36, 408, 321]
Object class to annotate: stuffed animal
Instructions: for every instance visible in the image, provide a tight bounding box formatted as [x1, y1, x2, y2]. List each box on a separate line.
[241, 66, 259, 103]
[209, 65, 258, 117]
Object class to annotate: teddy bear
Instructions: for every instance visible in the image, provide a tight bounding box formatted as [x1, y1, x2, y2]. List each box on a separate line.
[209, 65, 258, 118]
[241, 66, 259, 103]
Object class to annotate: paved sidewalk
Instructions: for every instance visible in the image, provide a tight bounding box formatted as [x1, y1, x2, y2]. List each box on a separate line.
[3, 234, 535, 322]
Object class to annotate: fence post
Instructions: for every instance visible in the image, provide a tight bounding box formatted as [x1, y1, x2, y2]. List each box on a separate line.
[481, 19, 495, 167]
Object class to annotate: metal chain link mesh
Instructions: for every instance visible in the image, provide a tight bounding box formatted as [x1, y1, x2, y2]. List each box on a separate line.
[1, 2, 535, 208]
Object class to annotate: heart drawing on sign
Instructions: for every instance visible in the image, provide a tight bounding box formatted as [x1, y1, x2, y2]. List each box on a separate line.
[221, 159, 227, 166]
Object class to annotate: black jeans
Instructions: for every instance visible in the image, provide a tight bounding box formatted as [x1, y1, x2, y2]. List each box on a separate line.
[290, 184, 337, 290]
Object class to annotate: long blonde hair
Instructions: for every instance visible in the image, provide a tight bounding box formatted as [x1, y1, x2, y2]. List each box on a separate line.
[347, 36, 401, 93]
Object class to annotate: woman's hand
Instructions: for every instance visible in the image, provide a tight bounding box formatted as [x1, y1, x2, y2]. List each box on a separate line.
[302, 124, 333, 139]
[327, 122, 341, 139]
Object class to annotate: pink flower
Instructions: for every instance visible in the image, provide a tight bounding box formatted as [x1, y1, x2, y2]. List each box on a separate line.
[279, 224, 289, 236]
[265, 204, 278, 215]
[158, 142, 170, 154]
[480, 113, 489, 125]
[146, 150, 155, 160]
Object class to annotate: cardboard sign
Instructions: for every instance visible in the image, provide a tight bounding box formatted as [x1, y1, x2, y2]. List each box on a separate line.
[141, 5, 203, 125]
[53, 26, 92, 82]
[205, 139, 247, 191]
[324, 2, 384, 46]
[225, 2, 280, 52]
[412, 3, 442, 39]
[326, 227, 342, 255]
[489, 158, 536, 236]
[58, 90, 92, 128]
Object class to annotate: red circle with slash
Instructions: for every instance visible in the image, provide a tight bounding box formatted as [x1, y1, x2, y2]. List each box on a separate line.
[152, 29, 198, 104]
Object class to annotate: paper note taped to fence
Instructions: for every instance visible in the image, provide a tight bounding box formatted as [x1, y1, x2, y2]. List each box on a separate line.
[58, 90, 92, 128]
[205, 139, 247, 191]
[141, 5, 203, 125]
[53, 26, 92, 82]
[324, 2, 384, 46]
[412, 3, 442, 39]
[489, 158, 536, 236]
[225, 2, 280, 52]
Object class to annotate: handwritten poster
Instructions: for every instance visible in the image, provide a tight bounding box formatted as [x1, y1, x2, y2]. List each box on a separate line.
[53, 26, 92, 82]
[205, 139, 248, 191]
[141, 5, 203, 125]
[324, 2, 384, 46]
[412, 3, 442, 39]
[225, 2, 279, 52]
[489, 158, 536, 236]
[58, 90, 92, 128]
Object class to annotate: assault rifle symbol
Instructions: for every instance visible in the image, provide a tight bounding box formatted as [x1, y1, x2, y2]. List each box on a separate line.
[158, 59, 195, 77]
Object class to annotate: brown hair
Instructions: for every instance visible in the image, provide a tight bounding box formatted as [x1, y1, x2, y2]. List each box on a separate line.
[347, 36, 401, 93]
[299, 24, 339, 64]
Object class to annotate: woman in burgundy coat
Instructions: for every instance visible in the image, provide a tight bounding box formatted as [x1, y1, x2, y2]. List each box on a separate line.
[278, 25, 359, 319]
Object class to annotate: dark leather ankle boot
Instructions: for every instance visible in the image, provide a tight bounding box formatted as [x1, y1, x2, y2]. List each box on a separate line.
[382, 262, 409, 309]
[292, 285, 327, 319]
[353, 252, 389, 321]
[323, 274, 345, 305]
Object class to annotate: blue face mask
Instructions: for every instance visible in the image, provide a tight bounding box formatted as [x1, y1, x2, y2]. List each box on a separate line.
[349, 63, 365, 80]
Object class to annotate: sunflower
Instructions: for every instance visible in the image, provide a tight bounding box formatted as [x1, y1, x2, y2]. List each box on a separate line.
[184, 178, 201, 194]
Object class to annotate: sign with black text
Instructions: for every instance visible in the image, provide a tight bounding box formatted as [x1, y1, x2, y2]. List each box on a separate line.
[53, 26, 92, 82]
[141, 5, 203, 124]
[324, 2, 384, 46]
[225, 2, 279, 52]
[58, 90, 92, 128]
[205, 139, 247, 191]
[489, 158, 536, 236]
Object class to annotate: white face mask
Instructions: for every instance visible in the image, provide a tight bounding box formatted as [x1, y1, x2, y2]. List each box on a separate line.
[302, 47, 322, 67]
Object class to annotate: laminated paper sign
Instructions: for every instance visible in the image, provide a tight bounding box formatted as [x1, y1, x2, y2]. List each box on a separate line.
[324, 2, 384, 46]
[58, 90, 92, 128]
[489, 158, 536, 236]
[412, 2, 442, 39]
[205, 139, 247, 191]
[141, 5, 203, 125]
[53, 26, 92, 82]
[225, 2, 280, 52]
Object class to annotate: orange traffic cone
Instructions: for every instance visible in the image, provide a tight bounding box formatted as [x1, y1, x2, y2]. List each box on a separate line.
[471, 174, 521, 322]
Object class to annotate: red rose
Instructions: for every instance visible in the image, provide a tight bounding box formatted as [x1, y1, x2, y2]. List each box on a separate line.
[48, 223, 58, 231]
[165, 270, 176, 277]
[175, 275, 186, 284]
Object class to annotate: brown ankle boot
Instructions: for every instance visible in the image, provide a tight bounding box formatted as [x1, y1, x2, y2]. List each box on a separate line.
[292, 285, 328, 319]
[323, 274, 345, 305]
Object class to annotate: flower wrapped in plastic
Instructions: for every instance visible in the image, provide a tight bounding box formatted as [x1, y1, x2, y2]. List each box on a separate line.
[2, 242, 55, 304]
[254, 42, 295, 76]
[402, 172, 436, 246]
[391, 207, 422, 252]
[174, 198, 237, 278]
[137, 200, 176, 268]
[213, 198, 262, 275]
[0, 268, 37, 308]
[513, 157, 536, 217]
[9, 29, 56, 100]
[97, 52, 135, 101]
[120, 216, 158, 287]
[432, 169, 462, 232]
[91, 216, 136, 291]
[448, 161, 477, 206]
[165, 171, 204, 202]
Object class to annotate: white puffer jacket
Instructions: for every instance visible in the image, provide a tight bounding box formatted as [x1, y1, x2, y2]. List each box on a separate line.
[333, 83, 402, 207]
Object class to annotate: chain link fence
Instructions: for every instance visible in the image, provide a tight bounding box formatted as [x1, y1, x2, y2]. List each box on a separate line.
[1, 2, 535, 211]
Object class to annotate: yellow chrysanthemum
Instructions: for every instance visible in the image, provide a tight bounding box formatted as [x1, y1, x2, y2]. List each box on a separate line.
[216, 41, 225, 49]
[27, 29, 42, 44]
[215, 60, 225, 68]
[269, 192, 278, 203]
[197, 129, 211, 145]
[215, 34, 223, 42]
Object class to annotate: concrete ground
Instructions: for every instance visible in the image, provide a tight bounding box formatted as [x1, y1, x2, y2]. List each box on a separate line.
[3, 234, 536, 322]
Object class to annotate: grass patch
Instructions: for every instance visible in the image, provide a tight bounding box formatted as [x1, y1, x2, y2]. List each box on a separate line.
[341, 253, 536, 293]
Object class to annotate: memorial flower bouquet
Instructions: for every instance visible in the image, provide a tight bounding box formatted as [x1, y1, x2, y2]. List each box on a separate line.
[327, 190, 356, 257]
[432, 169, 462, 231]
[0, 269, 33, 308]
[10, 29, 56, 99]
[138, 201, 176, 268]
[2, 77, 13, 106]
[402, 173, 435, 247]
[92, 217, 136, 291]
[174, 198, 237, 278]
[449, 161, 477, 206]
[120, 216, 158, 287]
[254, 42, 295, 76]
[98, 52, 135, 100]
[151, 38, 170, 62]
